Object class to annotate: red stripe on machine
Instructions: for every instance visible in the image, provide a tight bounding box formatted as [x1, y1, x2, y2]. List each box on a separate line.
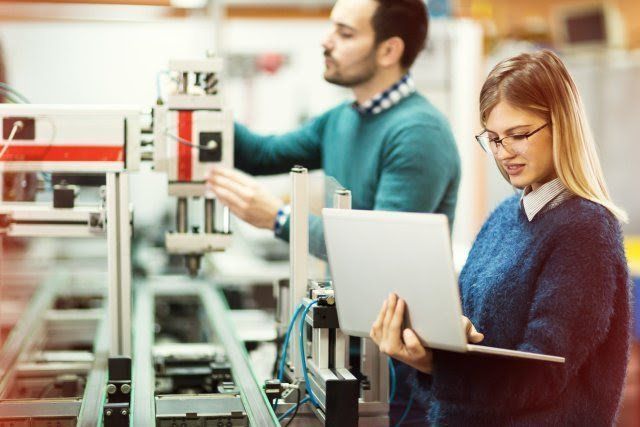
[178, 111, 193, 182]
[0, 145, 124, 162]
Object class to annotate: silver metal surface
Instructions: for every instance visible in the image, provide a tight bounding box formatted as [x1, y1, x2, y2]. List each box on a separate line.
[77, 318, 109, 426]
[0, 399, 82, 418]
[289, 166, 309, 378]
[106, 172, 132, 357]
[176, 197, 188, 234]
[155, 394, 245, 417]
[205, 198, 215, 233]
[185, 254, 201, 277]
[132, 281, 156, 424]
[361, 338, 389, 404]
[200, 283, 278, 426]
[333, 189, 352, 210]
[0, 280, 58, 387]
[0, 203, 105, 238]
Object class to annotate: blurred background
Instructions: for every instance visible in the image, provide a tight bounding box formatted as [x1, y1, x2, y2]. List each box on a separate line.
[0, 0, 638, 424]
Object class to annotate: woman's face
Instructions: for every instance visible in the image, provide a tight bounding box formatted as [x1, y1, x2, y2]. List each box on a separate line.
[484, 101, 556, 190]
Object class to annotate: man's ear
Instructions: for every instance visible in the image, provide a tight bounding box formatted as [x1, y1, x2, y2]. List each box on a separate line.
[377, 36, 405, 68]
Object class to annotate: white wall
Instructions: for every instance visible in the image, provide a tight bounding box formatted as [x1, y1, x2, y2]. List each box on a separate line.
[0, 3, 346, 226]
[0, 5, 490, 248]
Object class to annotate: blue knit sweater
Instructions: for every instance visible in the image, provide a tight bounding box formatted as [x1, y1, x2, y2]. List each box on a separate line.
[411, 194, 631, 426]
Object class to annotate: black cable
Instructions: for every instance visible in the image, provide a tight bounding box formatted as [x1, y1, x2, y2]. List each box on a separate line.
[283, 387, 301, 427]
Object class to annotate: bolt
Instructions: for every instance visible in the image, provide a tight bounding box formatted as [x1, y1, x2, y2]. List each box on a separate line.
[106, 384, 117, 394]
[105, 409, 112, 417]
[121, 383, 131, 394]
[121, 409, 128, 416]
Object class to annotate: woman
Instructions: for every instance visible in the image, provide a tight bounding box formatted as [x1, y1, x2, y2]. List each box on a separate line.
[370, 50, 631, 425]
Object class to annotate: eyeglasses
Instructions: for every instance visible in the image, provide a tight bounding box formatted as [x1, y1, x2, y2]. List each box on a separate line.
[475, 123, 548, 156]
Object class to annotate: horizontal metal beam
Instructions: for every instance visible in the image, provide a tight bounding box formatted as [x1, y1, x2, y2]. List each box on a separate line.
[200, 282, 279, 426]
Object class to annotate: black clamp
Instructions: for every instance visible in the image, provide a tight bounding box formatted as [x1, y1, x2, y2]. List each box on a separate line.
[53, 182, 77, 209]
[103, 357, 132, 427]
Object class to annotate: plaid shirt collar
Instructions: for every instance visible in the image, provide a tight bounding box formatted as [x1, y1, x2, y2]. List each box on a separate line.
[353, 73, 416, 115]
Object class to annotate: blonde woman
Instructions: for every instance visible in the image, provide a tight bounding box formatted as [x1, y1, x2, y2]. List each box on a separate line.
[370, 50, 631, 425]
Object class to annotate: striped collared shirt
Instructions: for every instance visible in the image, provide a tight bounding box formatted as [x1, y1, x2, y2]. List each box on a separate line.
[353, 73, 416, 115]
[521, 178, 574, 221]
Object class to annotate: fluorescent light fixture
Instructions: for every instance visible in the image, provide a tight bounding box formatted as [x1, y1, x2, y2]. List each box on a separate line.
[170, 0, 208, 9]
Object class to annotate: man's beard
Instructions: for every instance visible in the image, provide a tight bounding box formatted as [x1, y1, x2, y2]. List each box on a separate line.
[323, 50, 377, 88]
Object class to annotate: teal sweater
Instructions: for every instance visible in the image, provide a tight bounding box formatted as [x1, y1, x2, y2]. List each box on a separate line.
[234, 92, 461, 260]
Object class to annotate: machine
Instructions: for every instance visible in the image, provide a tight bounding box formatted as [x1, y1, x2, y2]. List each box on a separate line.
[0, 57, 391, 426]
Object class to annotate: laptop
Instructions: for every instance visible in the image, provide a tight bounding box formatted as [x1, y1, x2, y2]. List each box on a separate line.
[322, 208, 565, 364]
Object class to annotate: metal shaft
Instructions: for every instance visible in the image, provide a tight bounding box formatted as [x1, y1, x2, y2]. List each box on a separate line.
[333, 189, 352, 209]
[176, 198, 188, 234]
[204, 199, 215, 234]
[289, 166, 308, 379]
[181, 72, 189, 94]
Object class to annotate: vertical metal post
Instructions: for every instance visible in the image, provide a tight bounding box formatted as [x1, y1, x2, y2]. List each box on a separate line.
[176, 198, 188, 233]
[332, 188, 351, 370]
[106, 172, 132, 357]
[204, 198, 215, 234]
[333, 189, 351, 210]
[181, 72, 189, 94]
[221, 204, 230, 233]
[361, 339, 388, 403]
[289, 166, 308, 377]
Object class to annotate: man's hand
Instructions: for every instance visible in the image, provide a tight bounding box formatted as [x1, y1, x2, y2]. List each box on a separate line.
[370, 293, 433, 374]
[205, 166, 284, 230]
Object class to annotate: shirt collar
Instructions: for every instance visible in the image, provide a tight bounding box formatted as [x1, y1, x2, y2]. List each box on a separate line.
[521, 178, 567, 221]
[352, 73, 416, 115]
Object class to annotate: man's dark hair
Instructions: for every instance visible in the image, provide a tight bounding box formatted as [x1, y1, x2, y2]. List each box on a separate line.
[371, 0, 429, 69]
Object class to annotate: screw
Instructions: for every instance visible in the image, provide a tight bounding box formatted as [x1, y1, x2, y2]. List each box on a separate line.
[121, 409, 128, 416]
[106, 384, 117, 394]
[121, 383, 131, 394]
[105, 409, 112, 417]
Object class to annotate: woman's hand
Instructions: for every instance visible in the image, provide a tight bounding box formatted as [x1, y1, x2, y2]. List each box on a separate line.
[369, 294, 485, 374]
[463, 315, 484, 344]
[369, 293, 433, 374]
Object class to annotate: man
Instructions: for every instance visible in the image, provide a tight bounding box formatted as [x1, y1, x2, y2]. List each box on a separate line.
[207, 0, 460, 262]
[208, 1, 460, 422]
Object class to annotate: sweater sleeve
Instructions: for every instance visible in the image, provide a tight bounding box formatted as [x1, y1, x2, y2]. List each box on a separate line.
[276, 123, 460, 261]
[234, 112, 328, 176]
[426, 218, 622, 411]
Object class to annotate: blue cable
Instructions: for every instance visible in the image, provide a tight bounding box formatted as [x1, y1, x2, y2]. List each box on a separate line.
[388, 357, 397, 403]
[277, 396, 311, 422]
[278, 303, 305, 381]
[299, 300, 320, 407]
[394, 393, 414, 427]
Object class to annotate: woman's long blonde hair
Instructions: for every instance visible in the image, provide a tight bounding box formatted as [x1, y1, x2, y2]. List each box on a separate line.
[479, 50, 627, 222]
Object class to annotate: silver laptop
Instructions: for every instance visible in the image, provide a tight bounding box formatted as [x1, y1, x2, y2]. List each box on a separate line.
[322, 208, 564, 364]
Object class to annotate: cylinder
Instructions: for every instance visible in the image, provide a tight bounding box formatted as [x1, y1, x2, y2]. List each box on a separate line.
[181, 72, 189, 94]
[221, 205, 231, 234]
[176, 198, 188, 233]
[333, 188, 352, 210]
[205, 199, 215, 234]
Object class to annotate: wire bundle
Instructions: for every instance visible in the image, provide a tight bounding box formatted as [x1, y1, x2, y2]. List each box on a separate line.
[0, 82, 30, 104]
[275, 300, 320, 424]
